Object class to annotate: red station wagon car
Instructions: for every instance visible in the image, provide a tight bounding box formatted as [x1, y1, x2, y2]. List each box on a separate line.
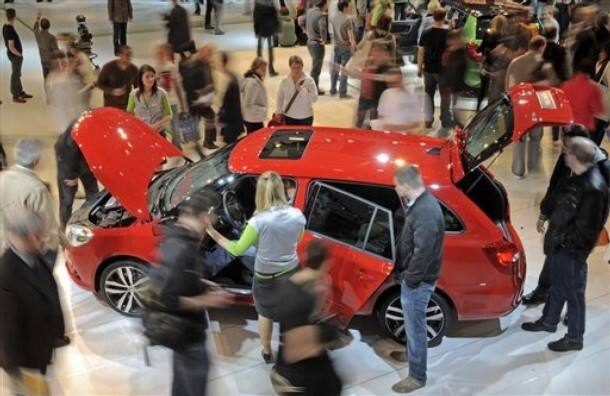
[65, 84, 573, 346]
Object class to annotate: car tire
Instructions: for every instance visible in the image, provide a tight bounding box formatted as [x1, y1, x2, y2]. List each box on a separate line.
[99, 260, 149, 317]
[376, 288, 454, 347]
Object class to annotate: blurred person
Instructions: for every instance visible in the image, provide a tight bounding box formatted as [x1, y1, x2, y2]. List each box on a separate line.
[54, 123, 99, 229]
[127, 65, 173, 136]
[46, 52, 89, 133]
[165, 0, 195, 60]
[271, 241, 343, 396]
[97, 45, 139, 110]
[360, 14, 396, 60]
[180, 45, 218, 150]
[543, 25, 571, 143]
[354, 0, 368, 43]
[417, 0, 442, 42]
[477, 15, 508, 110]
[108, 0, 133, 56]
[145, 190, 232, 396]
[556, 0, 572, 35]
[593, 41, 610, 145]
[522, 125, 591, 306]
[68, 41, 97, 108]
[390, 164, 445, 393]
[418, 8, 449, 130]
[33, 11, 59, 80]
[522, 137, 609, 352]
[487, 39, 527, 103]
[3, 8, 32, 103]
[218, 53, 244, 144]
[306, 0, 329, 94]
[438, 29, 467, 135]
[354, 42, 392, 128]
[253, 0, 280, 77]
[506, 36, 557, 178]
[0, 139, 59, 266]
[561, 59, 605, 144]
[207, 171, 306, 364]
[154, 43, 188, 149]
[541, 5, 560, 43]
[329, 0, 356, 98]
[393, 0, 409, 21]
[369, 0, 391, 29]
[241, 57, 269, 134]
[370, 68, 423, 132]
[275, 55, 318, 125]
[567, 4, 601, 78]
[0, 210, 66, 396]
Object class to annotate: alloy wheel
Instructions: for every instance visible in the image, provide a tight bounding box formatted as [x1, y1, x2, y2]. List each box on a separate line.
[103, 265, 148, 315]
[383, 294, 447, 345]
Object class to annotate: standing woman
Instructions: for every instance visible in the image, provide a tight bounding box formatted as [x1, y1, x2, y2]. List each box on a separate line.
[207, 171, 306, 364]
[253, 0, 280, 77]
[126, 65, 173, 135]
[241, 57, 269, 134]
[276, 56, 318, 126]
[218, 52, 244, 144]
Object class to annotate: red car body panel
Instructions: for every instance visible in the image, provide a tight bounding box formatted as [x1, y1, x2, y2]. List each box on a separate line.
[66, 84, 572, 326]
[72, 108, 185, 221]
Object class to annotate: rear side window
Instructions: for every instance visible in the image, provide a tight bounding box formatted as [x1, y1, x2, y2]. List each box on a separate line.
[259, 130, 312, 159]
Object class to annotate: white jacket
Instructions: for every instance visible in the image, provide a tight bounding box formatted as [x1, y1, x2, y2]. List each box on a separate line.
[240, 74, 268, 123]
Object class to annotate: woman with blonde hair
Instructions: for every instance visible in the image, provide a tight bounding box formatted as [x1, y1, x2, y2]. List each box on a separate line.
[207, 171, 306, 363]
[241, 57, 269, 134]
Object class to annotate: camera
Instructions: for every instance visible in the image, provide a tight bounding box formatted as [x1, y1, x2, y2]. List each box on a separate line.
[75, 14, 93, 54]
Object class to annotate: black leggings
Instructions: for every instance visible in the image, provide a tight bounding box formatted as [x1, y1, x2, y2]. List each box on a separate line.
[244, 121, 264, 134]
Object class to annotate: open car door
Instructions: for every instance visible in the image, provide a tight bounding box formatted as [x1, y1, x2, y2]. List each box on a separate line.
[71, 108, 186, 220]
[451, 84, 574, 182]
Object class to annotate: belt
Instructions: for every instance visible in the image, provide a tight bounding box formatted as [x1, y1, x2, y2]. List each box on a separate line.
[254, 266, 296, 280]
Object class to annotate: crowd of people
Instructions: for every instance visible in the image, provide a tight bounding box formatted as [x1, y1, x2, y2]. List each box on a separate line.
[2, 0, 610, 396]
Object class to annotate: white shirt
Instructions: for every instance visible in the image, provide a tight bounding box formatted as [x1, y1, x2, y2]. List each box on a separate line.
[371, 87, 424, 131]
[276, 74, 318, 120]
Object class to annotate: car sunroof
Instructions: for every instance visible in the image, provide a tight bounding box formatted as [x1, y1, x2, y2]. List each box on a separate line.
[259, 130, 313, 160]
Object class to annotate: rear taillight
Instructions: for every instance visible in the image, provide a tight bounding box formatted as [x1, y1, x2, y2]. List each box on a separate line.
[484, 241, 520, 271]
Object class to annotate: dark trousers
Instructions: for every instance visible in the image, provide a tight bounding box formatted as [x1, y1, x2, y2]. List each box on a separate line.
[285, 116, 313, 126]
[172, 342, 209, 396]
[113, 22, 127, 55]
[394, 3, 408, 20]
[591, 119, 608, 146]
[257, 36, 276, 73]
[552, 126, 561, 142]
[58, 167, 99, 228]
[535, 256, 552, 295]
[244, 121, 264, 134]
[8, 54, 24, 98]
[194, 106, 217, 145]
[557, 4, 570, 35]
[307, 41, 325, 90]
[541, 252, 588, 343]
[476, 73, 490, 111]
[356, 98, 378, 128]
[196, 0, 214, 28]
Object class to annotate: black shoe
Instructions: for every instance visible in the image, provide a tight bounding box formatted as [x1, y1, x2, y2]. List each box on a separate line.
[521, 320, 556, 333]
[329, 89, 337, 96]
[204, 25, 214, 30]
[522, 289, 548, 306]
[203, 142, 219, 149]
[20, 92, 33, 99]
[13, 97, 27, 103]
[269, 69, 279, 77]
[54, 335, 71, 348]
[261, 350, 274, 364]
[318, 90, 326, 96]
[548, 337, 583, 352]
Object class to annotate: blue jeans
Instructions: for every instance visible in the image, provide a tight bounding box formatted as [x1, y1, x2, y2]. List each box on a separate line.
[330, 46, 352, 95]
[307, 41, 325, 90]
[400, 280, 435, 383]
[172, 342, 209, 396]
[541, 252, 588, 343]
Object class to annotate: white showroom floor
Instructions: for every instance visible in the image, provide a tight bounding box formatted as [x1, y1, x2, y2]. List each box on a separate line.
[1, 1, 610, 395]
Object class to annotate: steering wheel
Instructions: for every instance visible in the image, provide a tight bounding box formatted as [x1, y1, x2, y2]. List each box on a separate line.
[221, 190, 247, 230]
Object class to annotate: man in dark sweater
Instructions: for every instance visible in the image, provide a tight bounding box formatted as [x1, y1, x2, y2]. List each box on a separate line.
[96, 45, 138, 109]
[148, 190, 231, 396]
[33, 12, 59, 80]
[390, 164, 445, 393]
[3, 8, 32, 103]
[522, 137, 609, 352]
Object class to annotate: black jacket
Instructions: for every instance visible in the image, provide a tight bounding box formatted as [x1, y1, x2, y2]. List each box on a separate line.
[151, 224, 209, 343]
[219, 73, 244, 143]
[179, 59, 214, 112]
[0, 248, 65, 371]
[253, 1, 279, 38]
[543, 42, 570, 82]
[396, 191, 445, 288]
[54, 123, 88, 180]
[544, 164, 610, 257]
[166, 4, 192, 52]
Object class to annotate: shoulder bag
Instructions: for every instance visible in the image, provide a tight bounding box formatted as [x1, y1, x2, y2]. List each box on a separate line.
[268, 80, 305, 127]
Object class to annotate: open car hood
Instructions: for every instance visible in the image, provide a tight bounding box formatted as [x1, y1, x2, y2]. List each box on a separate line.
[71, 108, 185, 220]
[451, 84, 573, 182]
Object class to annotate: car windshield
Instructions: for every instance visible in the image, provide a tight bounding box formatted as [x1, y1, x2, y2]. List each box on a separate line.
[462, 97, 514, 171]
[165, 144, 233, 209]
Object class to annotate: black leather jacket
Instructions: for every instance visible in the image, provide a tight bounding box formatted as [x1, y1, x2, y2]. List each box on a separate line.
[544, 164, 610, 257]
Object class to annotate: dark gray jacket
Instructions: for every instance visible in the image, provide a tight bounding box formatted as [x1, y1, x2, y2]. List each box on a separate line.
[396, 191, 445, 288]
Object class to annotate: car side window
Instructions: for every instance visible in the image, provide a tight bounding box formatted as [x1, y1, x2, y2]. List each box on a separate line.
[305, 182, 394, 260]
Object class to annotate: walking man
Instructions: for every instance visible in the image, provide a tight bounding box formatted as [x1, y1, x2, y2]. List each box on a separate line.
[390, 164, 445, 393]
[108, 0, 133, 56]
[522, 137, 610, 352]
[2, 8, 32, 103]
[33, 11, 59, 80]
[329, 0, 356, 98]
[306, 0, 328, 95]
[97, 45, 138, 109]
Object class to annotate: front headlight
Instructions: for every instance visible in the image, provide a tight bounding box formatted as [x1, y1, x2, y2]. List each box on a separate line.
[66, 224, 94, 247]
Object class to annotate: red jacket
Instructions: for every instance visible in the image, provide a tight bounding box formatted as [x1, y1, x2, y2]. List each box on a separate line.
[560, 73, 604, 131]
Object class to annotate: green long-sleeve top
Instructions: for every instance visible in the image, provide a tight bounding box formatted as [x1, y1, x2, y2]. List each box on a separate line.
[126, 87, 172, 131]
